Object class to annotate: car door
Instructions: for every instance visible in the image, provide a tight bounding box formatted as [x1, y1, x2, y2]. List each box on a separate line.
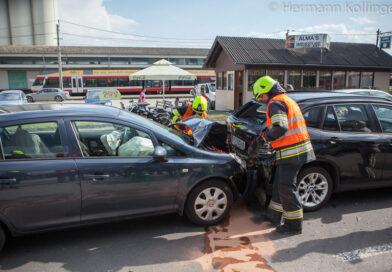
[318, 104, 383, 185]
[67, 119, 180, 222]
[370, 103, 392, 182]
[0, 119, 81, 232]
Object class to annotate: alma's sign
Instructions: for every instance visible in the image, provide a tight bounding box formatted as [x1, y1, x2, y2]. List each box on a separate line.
[286, 34, 330, 49]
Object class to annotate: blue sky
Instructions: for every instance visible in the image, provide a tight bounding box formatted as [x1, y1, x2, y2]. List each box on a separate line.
[59, 0, 392, 54]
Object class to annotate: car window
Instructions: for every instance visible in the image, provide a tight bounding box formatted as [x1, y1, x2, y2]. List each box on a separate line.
[323, 106, 339, 131]
[372, 104, 392, 133]
[159, 141, 184, 157]
[73, 121, 154, 157]
[303, 106, 324, 128]
[334, 104, 373, 132]
[2, 122, 64, 159]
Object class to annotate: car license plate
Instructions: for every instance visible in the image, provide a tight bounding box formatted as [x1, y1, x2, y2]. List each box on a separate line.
[231, 135, 245, 150]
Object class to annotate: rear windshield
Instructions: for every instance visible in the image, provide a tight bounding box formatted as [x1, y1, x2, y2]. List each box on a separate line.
[87, 92, 101, 99]
[0, 93, 20, 100]
[235, 102, 267, 124]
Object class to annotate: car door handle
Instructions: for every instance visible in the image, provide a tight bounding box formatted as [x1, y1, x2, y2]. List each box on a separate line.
[328, 137, 342, 144]
[85, 174, 110, 181]
[0, 178, 16, 184]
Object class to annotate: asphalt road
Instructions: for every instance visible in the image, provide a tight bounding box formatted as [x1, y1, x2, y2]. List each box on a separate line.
[1, 188, 391, 272]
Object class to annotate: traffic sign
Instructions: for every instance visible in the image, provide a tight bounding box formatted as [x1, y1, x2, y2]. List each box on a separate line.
[380, 35, 391, 49]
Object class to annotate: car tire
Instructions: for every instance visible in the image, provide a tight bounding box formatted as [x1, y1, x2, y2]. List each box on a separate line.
[55, 96, 63, 102]
[185, 179, 233, 226]
[296, 167, 333, 212]
[0, 225, 5, 252]
[27, 96, 33, 103]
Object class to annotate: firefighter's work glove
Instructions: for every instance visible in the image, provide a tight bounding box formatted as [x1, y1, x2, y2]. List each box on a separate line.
[259, 132, 267, 143]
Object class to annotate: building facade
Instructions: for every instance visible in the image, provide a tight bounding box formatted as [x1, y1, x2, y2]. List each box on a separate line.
[0, 46, 210, 90]
[0, 0, 58, 46]
[204, 36, 392, 110]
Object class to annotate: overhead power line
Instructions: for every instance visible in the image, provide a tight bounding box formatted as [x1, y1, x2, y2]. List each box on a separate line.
[60, 20, 215, 41]
[61, 32, 213, 45]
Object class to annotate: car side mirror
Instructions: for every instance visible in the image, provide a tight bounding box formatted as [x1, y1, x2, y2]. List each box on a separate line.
[153, 146, 167, 162]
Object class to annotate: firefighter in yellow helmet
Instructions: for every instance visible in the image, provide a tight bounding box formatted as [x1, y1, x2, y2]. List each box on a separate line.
[171, 96, 208, 134]
[249, 76, 315, 235]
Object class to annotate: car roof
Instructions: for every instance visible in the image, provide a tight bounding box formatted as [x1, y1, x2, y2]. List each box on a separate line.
[335, 89, 387, 93]
[286, 91, 392, 105]
[0, 103, 122, 123]
[1, 90, 23, 94]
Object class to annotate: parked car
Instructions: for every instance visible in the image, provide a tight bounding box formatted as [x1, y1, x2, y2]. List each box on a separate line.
[85, 89, 112, 106]
[227, 92, 392, 211]
[191, 83, 216, 110]
[26, 88, 69, 103]
[335, 89, 392, 100]
[0, 90, 27, 106]
[0, 103, 244, 252]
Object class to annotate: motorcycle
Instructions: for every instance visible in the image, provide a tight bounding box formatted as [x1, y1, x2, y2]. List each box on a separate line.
[127, 100, 171, 126]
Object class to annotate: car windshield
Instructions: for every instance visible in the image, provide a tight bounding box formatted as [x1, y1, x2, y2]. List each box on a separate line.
[209, 84, 216, 92]
[87, 92, 101, 99]
[0, 93, 20, 100]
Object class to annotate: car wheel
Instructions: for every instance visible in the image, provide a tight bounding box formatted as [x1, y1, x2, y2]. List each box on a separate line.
[27, 96, 33, 103]
[0, 225, 5, 252]
[296, 167, 333, 212]
[185, 179, 233, 226]
[55, 96, 63, 102]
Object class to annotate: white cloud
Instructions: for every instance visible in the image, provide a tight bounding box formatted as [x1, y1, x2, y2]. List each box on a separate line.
[57, 0, 212, 48]
[246, 31, 286, 39]
[349, 17, 376, 24]
[58, 0, 141, 47]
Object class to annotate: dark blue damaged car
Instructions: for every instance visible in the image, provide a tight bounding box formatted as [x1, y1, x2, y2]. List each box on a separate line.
[0, 103, 245, 252]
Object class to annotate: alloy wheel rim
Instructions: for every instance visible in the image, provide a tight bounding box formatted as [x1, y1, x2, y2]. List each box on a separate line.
[297, 172, 328, 208]
[194, 187, 227, 221]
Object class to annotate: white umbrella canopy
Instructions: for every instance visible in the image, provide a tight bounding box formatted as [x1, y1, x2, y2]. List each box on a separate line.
[129, 59, 196, 99]
[129, 59, 196, 81]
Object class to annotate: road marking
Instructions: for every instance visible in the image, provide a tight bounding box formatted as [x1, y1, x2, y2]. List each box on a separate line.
[337, 243, 392, 262]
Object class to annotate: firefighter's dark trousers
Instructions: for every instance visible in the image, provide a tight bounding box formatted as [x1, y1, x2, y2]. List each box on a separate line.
[267, 162, 303, 230]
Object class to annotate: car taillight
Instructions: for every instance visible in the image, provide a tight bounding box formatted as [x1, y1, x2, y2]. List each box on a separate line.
[247, 140, 254, 147]
[65, 91, 69, 96]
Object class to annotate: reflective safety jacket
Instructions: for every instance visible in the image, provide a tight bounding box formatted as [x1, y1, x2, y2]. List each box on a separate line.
[266, 94, 313, 161]
[172, 101, 207, 121]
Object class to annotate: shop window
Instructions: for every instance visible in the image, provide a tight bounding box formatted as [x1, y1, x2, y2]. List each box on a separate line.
[268, 70, 284, 86]
[288, 70, 301, 89]
[347, 72, 360, 88]
[319, 71, 332, 90]
[303, 71, 317, 89]
[248, 70, 266, 92]
[223, 72, 227, 89]
[333, 71, 346, 89]
[228, 72, 234, 91]
[360, 72, 373, 89]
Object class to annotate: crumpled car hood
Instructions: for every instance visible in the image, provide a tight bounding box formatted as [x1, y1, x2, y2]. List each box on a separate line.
[182, 118, 228, 152]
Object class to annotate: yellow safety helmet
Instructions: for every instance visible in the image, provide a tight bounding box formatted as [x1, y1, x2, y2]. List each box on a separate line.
[192, 96, 208, 114]
[253, 76, 277, 99]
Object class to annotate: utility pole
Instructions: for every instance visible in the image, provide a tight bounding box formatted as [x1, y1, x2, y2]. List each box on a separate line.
[57, 20, 63, 89]
[376, 29, 380, 49]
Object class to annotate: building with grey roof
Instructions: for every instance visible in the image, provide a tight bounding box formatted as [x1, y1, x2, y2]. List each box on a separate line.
[204, 36, 392, 110]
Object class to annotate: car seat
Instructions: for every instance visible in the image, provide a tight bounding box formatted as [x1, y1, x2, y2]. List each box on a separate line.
[5, 128, 50, 157]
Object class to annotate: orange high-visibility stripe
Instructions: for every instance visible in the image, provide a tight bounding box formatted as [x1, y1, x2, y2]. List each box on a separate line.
[267, 94, 310, 149]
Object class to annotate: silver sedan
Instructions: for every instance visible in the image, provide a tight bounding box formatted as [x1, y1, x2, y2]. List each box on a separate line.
[26, 88, 70, 103]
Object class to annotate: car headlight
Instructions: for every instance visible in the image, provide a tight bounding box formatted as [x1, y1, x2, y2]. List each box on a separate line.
[230, 153, 246, 170]
[105, 102, 112, 106]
